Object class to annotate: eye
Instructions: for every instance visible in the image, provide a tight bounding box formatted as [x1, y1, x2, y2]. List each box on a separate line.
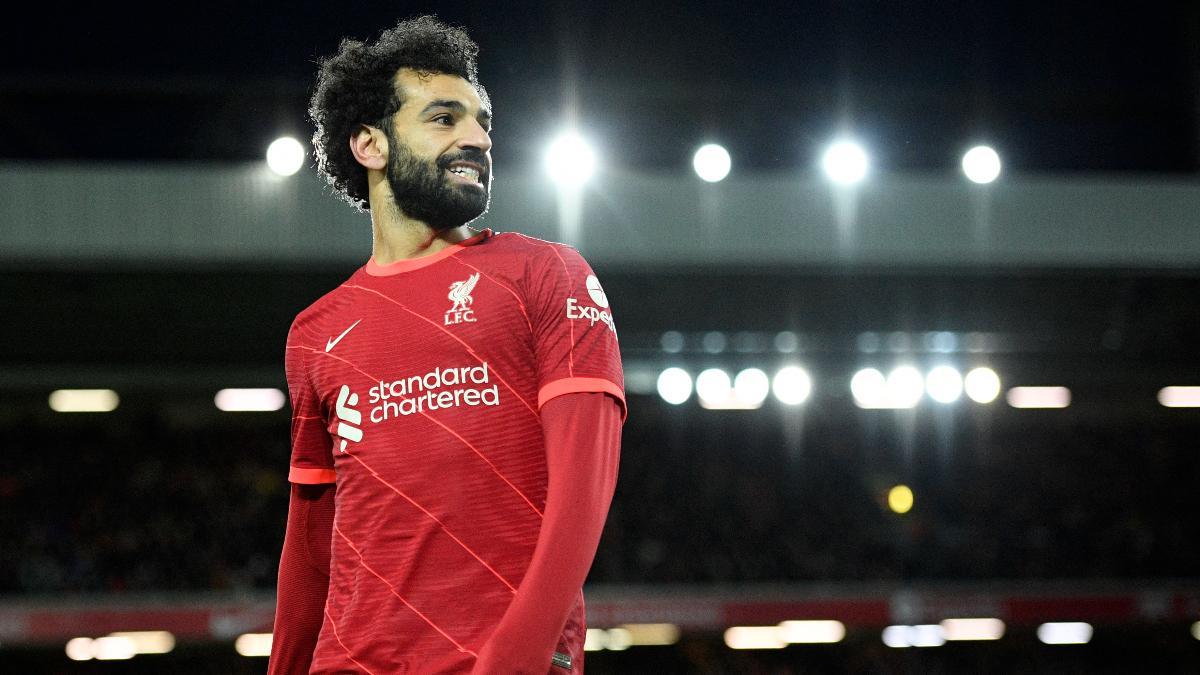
[432, 113, 454, 126]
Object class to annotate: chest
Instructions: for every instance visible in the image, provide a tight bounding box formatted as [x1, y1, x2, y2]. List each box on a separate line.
[309, 269, 537, 406]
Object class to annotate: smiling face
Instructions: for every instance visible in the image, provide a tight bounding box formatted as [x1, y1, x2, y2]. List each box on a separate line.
[381, 68, 493, 230]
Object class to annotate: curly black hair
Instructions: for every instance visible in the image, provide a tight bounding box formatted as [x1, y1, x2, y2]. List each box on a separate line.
[309, 15, 488, 210]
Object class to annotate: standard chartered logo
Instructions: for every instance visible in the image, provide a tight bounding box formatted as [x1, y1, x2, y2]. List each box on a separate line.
[367, 362, 499, 422]
[334, 385, 363, 453]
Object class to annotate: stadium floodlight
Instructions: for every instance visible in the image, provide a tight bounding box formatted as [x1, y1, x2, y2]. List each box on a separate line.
[92, 636, 137, 660]
[545, 132, 596, 186]
[963, 367, 1001, 403]
[883, 625, 946, 648]
[215, 388, 286, 412]
[940, 618, 1005, 641]
[656, 367, 693, 405]
[584, 629, 606, 651]
[1191, 621, 1200, 641]
[66, 638, 94, 661]
[695, 368, 732, 407]
[49, 389, 119, 413]
[887, 485, 914, 514]
[772, 366, 812, 405]
[733, 368, 770, 407]
[617, 623, 681, 646]
[108, 631, 176, 655]
[1158, 386, 1200, 408]
[605, 628, 632, 651]
[821, 140, 869, 185]
[885, 366, 925, 408]
[1007, 386, 1071, 409]
[724, 626, 787, 650]
[925, 366, 964, 404]
[962, 145, 1002, 184]
[266, 137, 305, 176]
[1037, 622, 1092, 645]
[660, 330, 685, 353]
[692, 143, 732, 182]
[851, 368, 887, 408]
[778, 620, 846, 644]
[234, 633, 273, 657]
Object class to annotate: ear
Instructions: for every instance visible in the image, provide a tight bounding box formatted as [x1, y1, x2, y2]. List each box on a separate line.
[349, 124, 388, 171]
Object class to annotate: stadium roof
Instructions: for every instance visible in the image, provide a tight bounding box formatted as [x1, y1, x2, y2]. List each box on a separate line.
[3, 2, 1197, 172]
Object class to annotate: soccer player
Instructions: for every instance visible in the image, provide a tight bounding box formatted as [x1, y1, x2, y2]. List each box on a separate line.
[268, 16, 625, 675]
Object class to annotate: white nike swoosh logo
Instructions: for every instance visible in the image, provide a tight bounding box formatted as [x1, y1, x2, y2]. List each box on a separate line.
[326, 319, 362, 352]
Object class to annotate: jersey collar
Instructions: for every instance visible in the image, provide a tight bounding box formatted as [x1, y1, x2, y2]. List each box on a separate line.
[365, 229, 492, 276]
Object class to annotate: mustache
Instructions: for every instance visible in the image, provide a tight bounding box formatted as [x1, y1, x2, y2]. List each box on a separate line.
[437, 148, 490, 174]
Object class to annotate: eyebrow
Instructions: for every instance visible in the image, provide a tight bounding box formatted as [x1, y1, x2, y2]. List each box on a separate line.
[420, 99, 492, 126]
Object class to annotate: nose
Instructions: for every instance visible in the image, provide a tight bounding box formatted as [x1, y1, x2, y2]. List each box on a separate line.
[457, 117, 492, 154]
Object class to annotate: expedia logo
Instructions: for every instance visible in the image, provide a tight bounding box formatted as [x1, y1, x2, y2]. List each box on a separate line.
[334, 384, 363, 453]
[566, 274, 616, 336]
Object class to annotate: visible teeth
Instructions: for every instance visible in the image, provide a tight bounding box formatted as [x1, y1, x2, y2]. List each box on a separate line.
[450, 167, 480, 181]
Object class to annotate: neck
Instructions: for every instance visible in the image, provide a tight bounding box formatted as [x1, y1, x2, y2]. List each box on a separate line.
[369, 196, 475, 265]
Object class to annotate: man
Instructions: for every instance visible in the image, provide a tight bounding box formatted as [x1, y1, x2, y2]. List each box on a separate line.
[268, 16, 624, 674]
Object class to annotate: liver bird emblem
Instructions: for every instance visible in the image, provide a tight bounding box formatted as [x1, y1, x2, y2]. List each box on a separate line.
[448, 273, 480, 313]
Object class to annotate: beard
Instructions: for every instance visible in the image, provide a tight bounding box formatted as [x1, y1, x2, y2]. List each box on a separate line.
[383, 133, 491, 231]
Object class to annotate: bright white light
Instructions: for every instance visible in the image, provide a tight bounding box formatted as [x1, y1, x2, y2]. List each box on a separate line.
[1159, 386, 1200, 407]
[693, 143, 732, 182]
[545, 132, 596, 186]
[66, 637, 94, 661]
[772, 366, 812, 405]
[821, 140, 869, 185]
[910, 625, 947, 647]
[584, 628, 607, 651]
[619, 623, 681, 646]
[1191, 621, 1200, 641]
[93, 636, 137, 660]
[778, 620, 845, 644]
[215, 388, 286, 412]
[235, 633, 273, 657]
[941, 618, 1005, 641]
[962, 145, 1002, 184]
[882, 625, 945, 648]
[1007, 386, 1071, 409]
[695, 368, 733, 407]
[733, 368, 770, 407]
[605, 628, 632, 651]
[266, 137, 305, 177]
[926, 366, 964, 404]
[724, 626, 787, 650]
[964, 367, 1001, 403]
[109, 631, 176, 655]
[886, 366, 925, 408]
[656, 368, 693, 405]
[881, 625, 909, 648]
[1037, 622, 1092, 645]
[851, 368, 887, 408]
[49, 389, 119, 413]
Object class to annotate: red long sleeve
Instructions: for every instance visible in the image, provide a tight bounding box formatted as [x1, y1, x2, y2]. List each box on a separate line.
[471, 391, 622, 674]
[268, 482, 335, 675]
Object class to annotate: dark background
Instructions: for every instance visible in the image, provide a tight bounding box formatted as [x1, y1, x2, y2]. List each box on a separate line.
[2, 1, 1200, 672]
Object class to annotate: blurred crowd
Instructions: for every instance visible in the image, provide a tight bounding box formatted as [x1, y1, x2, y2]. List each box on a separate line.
[0, 399, 1196, 594]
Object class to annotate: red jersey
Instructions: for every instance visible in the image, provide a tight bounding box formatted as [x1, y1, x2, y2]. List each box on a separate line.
[284, 229, 624, 673]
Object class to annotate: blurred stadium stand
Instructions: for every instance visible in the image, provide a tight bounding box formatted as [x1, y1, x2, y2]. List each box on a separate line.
[1, 162, 1199, 671]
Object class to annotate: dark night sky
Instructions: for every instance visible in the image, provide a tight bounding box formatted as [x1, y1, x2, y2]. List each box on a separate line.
[3, 1, 1198, 173]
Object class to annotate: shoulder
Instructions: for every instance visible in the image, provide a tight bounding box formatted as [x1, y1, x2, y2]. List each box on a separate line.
[288, 268, 364, 340]
[486, 231, 589, 271]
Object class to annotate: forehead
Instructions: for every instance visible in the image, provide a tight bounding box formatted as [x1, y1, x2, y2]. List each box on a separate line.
[393, 68, 488, 115]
